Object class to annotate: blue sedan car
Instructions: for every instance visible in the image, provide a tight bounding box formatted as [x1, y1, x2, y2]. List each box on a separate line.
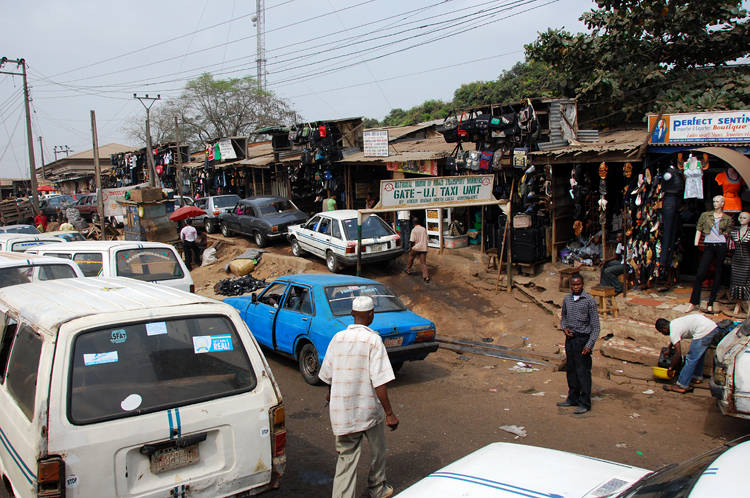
[225, 274, 439, 385]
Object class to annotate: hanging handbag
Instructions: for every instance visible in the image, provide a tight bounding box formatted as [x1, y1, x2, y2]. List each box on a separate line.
[492, 149, 504, 170]
[513, 147, 529, 169]
[476, 114, 491, 133]
[479, 151, 493, 170]
[467, 150, 481, 171]
[519, 99, 538, 135]
[446, 157, 458, 172]
[456, 150, 467, 169]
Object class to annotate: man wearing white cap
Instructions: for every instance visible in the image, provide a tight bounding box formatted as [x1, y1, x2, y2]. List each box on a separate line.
[319, 295, 399, 498]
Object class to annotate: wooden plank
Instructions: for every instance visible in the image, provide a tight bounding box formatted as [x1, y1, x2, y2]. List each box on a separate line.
[436, 338, 566, 371]
[437, 336, 565, 363]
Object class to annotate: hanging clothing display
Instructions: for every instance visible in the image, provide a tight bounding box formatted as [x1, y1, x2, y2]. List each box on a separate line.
[716, 170, 745, 212]
[730, 227, 750, 300]
[682, 158, 703, 199]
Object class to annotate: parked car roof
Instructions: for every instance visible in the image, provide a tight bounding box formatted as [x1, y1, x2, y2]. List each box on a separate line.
[0, 251, 75, 264]
[241, 196, 292, 204]
[311, 209, 377, 221]
[0, 276, 214, 335]
[0, 233, 62, 243]
[0, 224, 40, 234]
[274, 274, 379, 286]
[30, 240, 176, 250]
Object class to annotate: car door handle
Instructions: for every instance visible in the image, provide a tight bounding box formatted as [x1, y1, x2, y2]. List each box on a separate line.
[269, 310, 275, 315]
[302, 318, 308, 321]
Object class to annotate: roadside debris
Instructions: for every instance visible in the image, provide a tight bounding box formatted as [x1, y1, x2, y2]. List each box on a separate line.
[214, 275, 268, 296]
[499, 425, 527, 438]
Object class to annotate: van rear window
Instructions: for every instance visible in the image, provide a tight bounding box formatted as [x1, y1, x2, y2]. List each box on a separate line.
[115, 248, 184, 282]
[68, 316, 257, 424]
[0, 265, 78, 288]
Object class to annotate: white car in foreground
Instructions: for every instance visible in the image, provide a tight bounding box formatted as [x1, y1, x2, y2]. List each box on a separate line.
[396, 440, 749, 497]
[287, 210, 401, 272]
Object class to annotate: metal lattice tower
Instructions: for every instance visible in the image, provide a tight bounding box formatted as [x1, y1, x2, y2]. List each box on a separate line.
[254, 0, 267, 90]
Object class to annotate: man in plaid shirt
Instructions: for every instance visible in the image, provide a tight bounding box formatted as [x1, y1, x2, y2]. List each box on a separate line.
[557, 273, 600, 414]
[319, 296, 399, 498]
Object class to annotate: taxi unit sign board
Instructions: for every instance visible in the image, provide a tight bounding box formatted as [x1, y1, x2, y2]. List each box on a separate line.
[379, 175, 494, 208]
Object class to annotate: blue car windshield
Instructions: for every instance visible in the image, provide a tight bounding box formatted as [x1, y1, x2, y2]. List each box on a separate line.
[325, 284, 405, 316]
[341, 216, 394, 240]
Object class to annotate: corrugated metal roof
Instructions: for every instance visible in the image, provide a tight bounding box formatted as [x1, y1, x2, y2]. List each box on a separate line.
[342, 136, 455, 163]
[365, 120, 441, 141]
[531, 127, 648, 156]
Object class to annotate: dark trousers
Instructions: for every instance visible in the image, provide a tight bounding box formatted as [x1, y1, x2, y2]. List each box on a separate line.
[690, 242, 728, 306]
[183, 240, 200, 270]
[565, 334, 592, 410]
[659, 193, 681, 268]
[600, 260, 624, 294]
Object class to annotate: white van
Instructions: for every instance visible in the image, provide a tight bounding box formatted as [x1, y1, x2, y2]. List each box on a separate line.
[0, 234, 64, 253]
[0, 251, 85, 288]
[26, 241, 194, 293]
[0, 277, 286, 498]
[711, 320, 750, 419]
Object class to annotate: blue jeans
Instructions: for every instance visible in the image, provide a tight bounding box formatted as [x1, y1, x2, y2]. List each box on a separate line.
[676, 328, 719, 389]
[600, 260, 624, 294]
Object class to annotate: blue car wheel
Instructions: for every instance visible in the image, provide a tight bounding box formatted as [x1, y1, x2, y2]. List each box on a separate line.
[299, 342, 322, 385]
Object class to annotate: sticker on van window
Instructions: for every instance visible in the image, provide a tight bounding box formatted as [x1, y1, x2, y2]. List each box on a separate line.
[110, 329, 127, 344]
[120, 394, 143, 411]
[146, 322, 168, 336]
[193, 334, 233, 354]
[83, 352, 118, 366]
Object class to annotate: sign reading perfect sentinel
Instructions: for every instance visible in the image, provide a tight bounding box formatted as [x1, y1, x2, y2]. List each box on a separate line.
[379, 175, 494, 208]
[648, 111, 750, 144]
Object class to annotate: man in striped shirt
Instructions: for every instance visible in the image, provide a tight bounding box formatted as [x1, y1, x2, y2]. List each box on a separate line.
[319, 296, 399, 498]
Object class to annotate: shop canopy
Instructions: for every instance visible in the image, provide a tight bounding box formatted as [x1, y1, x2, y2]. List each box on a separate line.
[694, 147, 750, 186]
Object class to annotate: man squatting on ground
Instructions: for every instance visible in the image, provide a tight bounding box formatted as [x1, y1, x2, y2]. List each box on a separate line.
[655, 314, 720, 393]
[557, 273, 600, 414]
[319, 296, 399, 498]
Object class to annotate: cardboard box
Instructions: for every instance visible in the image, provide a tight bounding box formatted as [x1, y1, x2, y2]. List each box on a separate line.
[129, 187, 163, 203]
[444, 235, 468, 249]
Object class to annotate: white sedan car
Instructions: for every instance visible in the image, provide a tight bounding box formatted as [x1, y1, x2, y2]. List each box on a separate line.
[396, 440, 750, 497]
[287, 210, 402, 272]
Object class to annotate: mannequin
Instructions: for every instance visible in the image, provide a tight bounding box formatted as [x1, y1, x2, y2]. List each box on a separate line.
[686, 196, 734, 314]
[715, 167, 745, 213]
[679, 152, 708, 199]
[730, 212, 750, 317]
[659, 162, 685, 273]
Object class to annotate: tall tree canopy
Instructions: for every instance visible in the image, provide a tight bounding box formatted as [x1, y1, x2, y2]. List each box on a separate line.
[526, 0, 750, 126]
[123, 73, 299, 147]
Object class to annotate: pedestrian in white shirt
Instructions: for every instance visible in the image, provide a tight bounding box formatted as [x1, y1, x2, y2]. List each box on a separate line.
[180, 220, 200, 271]
[319, 296, 399, 498]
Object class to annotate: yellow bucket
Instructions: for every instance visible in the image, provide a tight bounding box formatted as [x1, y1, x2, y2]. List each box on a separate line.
[652, 366, 672, 380]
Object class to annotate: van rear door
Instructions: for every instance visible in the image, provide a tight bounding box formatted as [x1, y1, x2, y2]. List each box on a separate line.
[47, 312, 282, 498]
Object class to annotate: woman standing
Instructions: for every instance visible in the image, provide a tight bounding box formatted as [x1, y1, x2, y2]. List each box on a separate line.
[730, 212, 750, 317]
[686, 196, 733, 314]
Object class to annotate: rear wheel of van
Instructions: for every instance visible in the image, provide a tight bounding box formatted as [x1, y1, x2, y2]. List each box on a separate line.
[291, 238, 303, 257]
[221, 222, 233, 237]
[326, 251, 339, 273]
[205, 218, 216, 234]
[299, 343, 322, 385]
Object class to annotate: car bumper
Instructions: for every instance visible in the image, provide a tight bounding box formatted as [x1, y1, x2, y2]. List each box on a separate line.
[386, 341, 439, 362]
[338, 250, 402, 267]
[710, 378, 725, 400]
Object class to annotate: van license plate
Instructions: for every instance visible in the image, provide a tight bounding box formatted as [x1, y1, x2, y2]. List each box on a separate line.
[150, 444, 200, 474]
[384, 336, 403, 347]
[369, 244, 383, 252]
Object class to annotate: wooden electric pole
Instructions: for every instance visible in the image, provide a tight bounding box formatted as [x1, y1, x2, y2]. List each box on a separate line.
[91, 110, 105, 239]
[39, 136, 45, 180]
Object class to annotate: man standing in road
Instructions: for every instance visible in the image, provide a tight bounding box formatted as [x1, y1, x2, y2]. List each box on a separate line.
[319, 296, 399, 498]
[405, 217, 430, 283]
[558, 273, 600, 414]
[655, 315, 719, 393]
[180, 219, 200, 271]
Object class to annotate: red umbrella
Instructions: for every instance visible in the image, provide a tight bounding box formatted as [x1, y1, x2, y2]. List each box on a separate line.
[37, 185, 56, 192]
[169, 205, 206, 222]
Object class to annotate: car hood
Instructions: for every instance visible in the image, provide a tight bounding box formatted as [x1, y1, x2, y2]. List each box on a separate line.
[334, 310, 434, 337]
[396, 443, 649, 498]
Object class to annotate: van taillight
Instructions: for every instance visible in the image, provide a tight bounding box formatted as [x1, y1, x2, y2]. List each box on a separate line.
[270, 404, 286, 457]
[38, 457, 65, 498]
[190, 284, 195, 293]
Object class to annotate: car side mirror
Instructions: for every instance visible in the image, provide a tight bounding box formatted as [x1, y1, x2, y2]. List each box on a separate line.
[251, 293, 257, 304]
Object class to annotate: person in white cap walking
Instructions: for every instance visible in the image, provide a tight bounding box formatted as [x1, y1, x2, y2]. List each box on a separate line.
[319, 295, 399, 498]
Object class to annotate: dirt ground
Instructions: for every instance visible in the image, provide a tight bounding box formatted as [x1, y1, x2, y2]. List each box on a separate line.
[189, 233, 750, 496]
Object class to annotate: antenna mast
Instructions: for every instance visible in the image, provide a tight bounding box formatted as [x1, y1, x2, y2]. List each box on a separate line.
[254, 0, 267, 90]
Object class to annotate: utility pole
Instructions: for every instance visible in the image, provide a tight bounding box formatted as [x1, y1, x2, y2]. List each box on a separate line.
[0, 57, 39, 212]
[174, 116, 184, 207]
[134, 94, 161, 187]
[54, 145, 71, 161]
[91, 110, 105, 239]
[253, 0, 267, 90]
[38, 136, 45, 180]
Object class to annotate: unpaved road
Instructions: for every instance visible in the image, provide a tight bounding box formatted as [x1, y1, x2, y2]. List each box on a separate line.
[196, 234, 750, 497]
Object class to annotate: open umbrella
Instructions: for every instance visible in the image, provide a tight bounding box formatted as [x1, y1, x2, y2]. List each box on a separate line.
[37, 185, 56, 192]
[169, 205, 206, 222]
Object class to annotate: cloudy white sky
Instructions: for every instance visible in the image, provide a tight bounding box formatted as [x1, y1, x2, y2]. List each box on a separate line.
[0, 0, 596, 178]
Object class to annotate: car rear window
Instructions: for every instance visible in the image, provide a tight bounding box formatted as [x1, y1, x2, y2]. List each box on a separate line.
[0, 226, 40, 234]
[10, 239, 63, 252]
[325, 284, 405, 316]
[342, 216, 395, 240]
[213, 196, 240, 208]
[0, 265, 78, 288]
[115, 248, 184, 281]
[68, 316, 257, 424]
[74, 253, 103, 277]
[258, 200, 297, 216]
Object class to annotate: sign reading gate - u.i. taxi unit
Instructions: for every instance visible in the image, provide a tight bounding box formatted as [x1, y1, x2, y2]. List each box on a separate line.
[379, 175, 494, 209]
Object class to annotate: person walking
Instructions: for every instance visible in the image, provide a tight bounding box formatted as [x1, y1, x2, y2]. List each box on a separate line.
[405, 217, 429, 283]
[180, 219, 200, 271]
[319, 296, 399, 498]
[557, 273, 600, 414]
[655, 315, 719, 393]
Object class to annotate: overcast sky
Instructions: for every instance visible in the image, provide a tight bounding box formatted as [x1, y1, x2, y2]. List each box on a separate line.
[0, 0, 596, 178]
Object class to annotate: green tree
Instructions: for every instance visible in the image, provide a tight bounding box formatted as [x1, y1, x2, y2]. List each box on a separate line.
[526, 0, 750, 126]
[380, 100, 451, 126]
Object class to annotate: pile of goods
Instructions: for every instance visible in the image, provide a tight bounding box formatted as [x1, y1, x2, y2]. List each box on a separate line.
[214, 275, 268, 297]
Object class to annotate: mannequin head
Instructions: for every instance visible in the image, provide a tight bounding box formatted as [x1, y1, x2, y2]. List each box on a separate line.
[740, 212, 750, 227]
[713, 195, 725, 211]
[728, 167, 739, 179]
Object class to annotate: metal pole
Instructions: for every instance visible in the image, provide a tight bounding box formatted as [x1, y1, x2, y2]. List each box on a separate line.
[356, 211, 362, 277]
[174, 117, 184, 207]
[91, 110, 105, 240]
[21, 60, 39, 212]
[39, 136, 45, 180]
[134, 94, 161, 188]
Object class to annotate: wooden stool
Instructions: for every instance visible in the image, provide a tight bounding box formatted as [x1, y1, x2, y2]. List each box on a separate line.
[589, 285, 619, 320]
[559, 268, 578, 292]
[486, 248, 499, 270]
